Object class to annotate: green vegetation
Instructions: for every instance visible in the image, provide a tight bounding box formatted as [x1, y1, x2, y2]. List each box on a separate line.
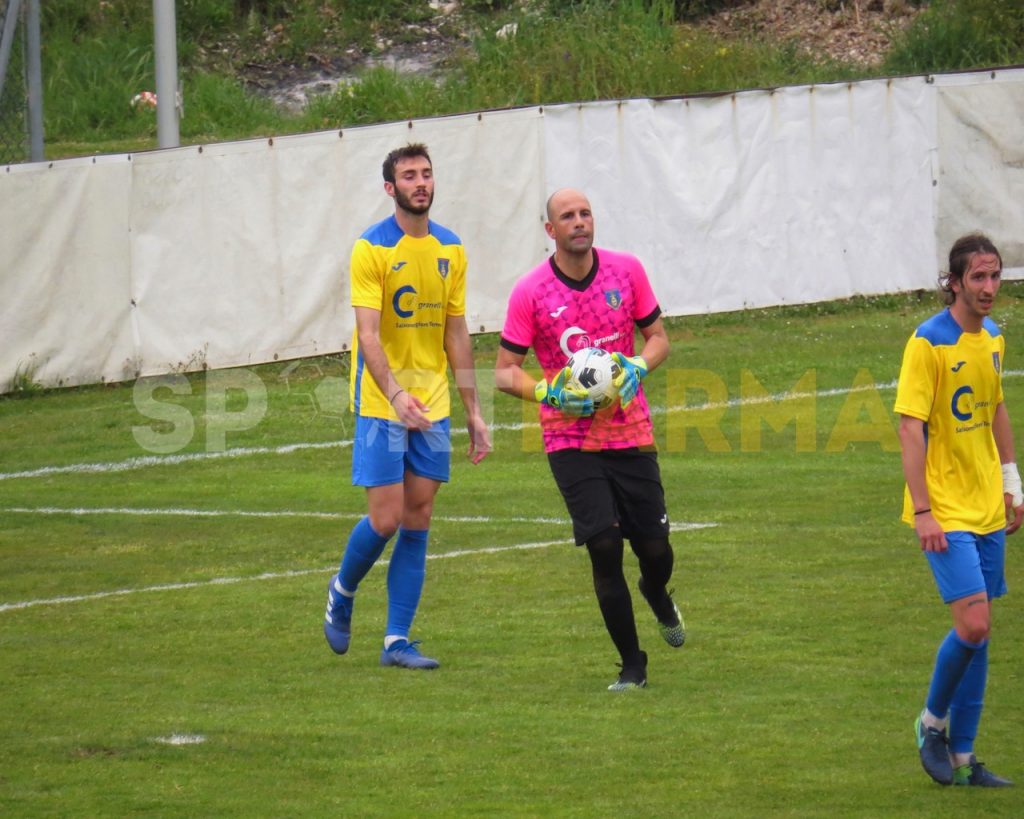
[34, 0, 1024, 159]
[883, 0, 1024, 75]
[3, 290, 1024, 815]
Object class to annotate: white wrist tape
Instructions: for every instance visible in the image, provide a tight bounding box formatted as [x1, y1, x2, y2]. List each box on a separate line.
[1002, 462, 1023, 508]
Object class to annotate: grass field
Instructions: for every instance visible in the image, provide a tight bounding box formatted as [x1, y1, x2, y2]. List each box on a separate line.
[2, 289, 1024, 816]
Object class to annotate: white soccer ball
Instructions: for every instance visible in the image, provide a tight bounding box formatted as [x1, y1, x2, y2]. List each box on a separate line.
[566, 347, 622, 410]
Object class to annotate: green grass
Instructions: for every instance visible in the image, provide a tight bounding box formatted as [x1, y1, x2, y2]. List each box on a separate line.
[3, 288, 1024, 815]
[36, 0, 1024, 160]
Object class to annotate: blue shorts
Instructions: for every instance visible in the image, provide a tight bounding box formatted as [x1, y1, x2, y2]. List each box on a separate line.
[925, 529, 1007, 604]
[351, 416, 451, 487]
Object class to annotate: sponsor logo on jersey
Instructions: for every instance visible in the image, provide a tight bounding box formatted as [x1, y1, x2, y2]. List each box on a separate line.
[393, 285, 417, 319]
[951, 385, 974, 422]
[391, 261, 407, 272]
[550, 305, 568, 319]
[951, 360, 966, 372]
[560, 326, 592, 356]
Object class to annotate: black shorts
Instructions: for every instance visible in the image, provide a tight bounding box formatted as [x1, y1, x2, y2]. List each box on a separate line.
[547, 448, 670, 546]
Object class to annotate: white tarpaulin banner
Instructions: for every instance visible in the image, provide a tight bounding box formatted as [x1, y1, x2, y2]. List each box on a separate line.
[1, 155, 136, 386]
[542, 77, 938, 317]
[935, 68, 1024, 279]
[2, 69, 1022, 391]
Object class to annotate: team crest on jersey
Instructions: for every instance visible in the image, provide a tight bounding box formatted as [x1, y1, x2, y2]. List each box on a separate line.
[604, 289, 622, 310]
[993, 351, 1001, 373]
[437, 258, 450, 278]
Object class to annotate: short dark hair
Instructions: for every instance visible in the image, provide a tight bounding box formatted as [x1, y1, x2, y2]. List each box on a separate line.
[382, 143, 431, 184]
[940, 233, 1002, 304]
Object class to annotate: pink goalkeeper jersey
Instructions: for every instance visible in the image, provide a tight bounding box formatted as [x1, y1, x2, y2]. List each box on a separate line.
[501, 248, 661, 452]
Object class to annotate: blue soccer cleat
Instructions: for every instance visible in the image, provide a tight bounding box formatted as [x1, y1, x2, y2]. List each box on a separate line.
[914, 711, 953, 785]
[953, 755, 1014, 787]
[323, 575, 352, 655]
[379, 639, 439, 670]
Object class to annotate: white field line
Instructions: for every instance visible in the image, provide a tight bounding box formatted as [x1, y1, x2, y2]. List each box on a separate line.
[0, 375, 917, 482]
[0, 521, 715, 614]
[14, 368, 1018, 483]
[1, 506, 570, 525]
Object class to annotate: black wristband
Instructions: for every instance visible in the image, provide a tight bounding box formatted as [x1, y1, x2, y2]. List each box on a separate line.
[914, 508, 931, 516]
[389, 388, 404, 404]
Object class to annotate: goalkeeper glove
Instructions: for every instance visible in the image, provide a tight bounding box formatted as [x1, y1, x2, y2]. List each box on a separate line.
[611, 353, 648, 408]
[534, 367, 594, 416]
[1002, 462, 1023, 508]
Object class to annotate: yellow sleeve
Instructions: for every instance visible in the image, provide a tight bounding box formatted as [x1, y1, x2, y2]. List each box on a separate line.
[893, 334, 936, 422]
[350, 238, 384, 310]
[445, 245, 467, 318]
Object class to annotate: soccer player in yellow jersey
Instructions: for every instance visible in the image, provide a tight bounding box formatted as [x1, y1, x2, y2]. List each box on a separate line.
[896, 233, 1022, 787]
[323, 143, 491, 669]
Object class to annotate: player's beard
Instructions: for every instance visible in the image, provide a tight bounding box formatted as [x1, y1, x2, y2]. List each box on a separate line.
[394, 187, 433, 216]
[562, 230, 593, 257]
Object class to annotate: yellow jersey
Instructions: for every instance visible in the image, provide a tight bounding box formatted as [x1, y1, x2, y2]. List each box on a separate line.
[349, 215, 466, 421]
[894, 308, 1006, 533]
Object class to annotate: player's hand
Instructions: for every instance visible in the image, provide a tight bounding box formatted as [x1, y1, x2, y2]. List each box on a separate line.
[534, 367, 594, 416]
[465, 412, 491, 465]
[914, 510, 947, 553]
[391, 389, 432, 431]
[1004, 494, 1024, 534]
[611, 353, 648, 408]
[1002, 463, 1024, 534]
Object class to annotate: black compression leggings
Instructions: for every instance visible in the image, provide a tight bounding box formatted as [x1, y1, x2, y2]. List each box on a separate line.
[584, 526, 675, 662]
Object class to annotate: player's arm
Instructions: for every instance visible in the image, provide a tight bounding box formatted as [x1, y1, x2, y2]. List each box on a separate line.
[495, 345, 536, 401]
[495, 344, 592, 415]
[612, 316, 669, 407]
[354, 305, 431, 431]
[444, 314, 491, 465]
[635, 316, 669, 372]
[897, 414, 946, 552]
[992, 401, 1024, 533]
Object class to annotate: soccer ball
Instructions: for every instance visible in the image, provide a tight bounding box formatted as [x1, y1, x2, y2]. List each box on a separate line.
[566, 347, 622, 410]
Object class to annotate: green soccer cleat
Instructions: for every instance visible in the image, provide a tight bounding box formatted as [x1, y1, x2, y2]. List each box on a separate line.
[638, 578, 685, 648]
[953, 756, 1014, 787]
[914, 712, 953, 785]
[608, 651, 648, 691]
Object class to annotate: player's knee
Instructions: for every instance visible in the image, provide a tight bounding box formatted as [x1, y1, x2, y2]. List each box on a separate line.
[958, 618, 991, 645]
[956, 609, 991, 644]
[585, 527, 624, 576]
[632, 537, 673, 583]
[368, 511, 401, 539]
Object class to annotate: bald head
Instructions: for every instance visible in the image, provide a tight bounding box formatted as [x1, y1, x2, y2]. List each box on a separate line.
[546, 188, 591, 223]
[544, 188, 595, 272]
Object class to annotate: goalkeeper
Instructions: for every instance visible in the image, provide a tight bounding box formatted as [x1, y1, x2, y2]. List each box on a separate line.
[495, 188, 684, 692]
[896, 233, 1022, 789]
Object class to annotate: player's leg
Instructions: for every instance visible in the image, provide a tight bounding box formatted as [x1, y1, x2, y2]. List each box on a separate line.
[548, 449, 645, 689]
[586, 526, 646, 689]
[915, 532, 989, 784]
[612, 451, 684, 647]
[949, 530, 1012, 786]
[381, 419, 450, 670]
[324, 417, 404, 655]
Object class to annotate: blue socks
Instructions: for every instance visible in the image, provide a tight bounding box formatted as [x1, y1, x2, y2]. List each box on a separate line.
[926, 629, 987, 722]
[338, 516, 390, 596]
[949, 641, 989, 755]
[385, 528, 429, 640]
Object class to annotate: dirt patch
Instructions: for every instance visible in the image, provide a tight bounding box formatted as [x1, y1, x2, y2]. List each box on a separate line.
[702, 0, 925, 67]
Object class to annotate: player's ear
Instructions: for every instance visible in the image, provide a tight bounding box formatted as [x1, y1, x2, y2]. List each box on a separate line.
[543, 221, 555, 240]
[384, 181, 396, 199]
